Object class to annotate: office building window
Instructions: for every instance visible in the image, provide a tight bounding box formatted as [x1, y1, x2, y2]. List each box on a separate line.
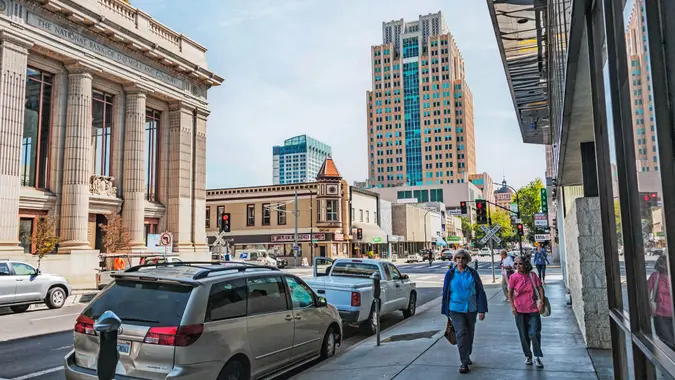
[205, 207, 210, 228]
[277, 204, 287, 225]
[360, 209, 364, 222]
[366, 210, 370, 223]
[217, 206, 224, 229]
[327, 200, 339, 222]
[351, 208, 355, 221]
[247, 204, 255, 226]
[145, 109, 161, 201]
[92, 90, 114, 176]
[262, 203, 271, 225]
[22, 67, 53, 189]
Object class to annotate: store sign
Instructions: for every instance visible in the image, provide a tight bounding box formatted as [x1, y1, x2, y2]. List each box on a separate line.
[334, 233, 344, 241]
[447, 209, 462, 216]
[271, 234, 326, 243]
[533, 213, 549, 227]
[27, 13, 183, 89]
[534, 234, 550, 242]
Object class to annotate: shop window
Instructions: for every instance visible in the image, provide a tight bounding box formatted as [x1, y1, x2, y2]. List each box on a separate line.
[92, 90, 114, 177]
[247, 204, 255, 226]
[145, 109, 160, 201]
[21, 67, 53, 189]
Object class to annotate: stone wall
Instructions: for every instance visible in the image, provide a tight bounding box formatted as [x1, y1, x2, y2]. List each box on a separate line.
[564, 197, 611, 349]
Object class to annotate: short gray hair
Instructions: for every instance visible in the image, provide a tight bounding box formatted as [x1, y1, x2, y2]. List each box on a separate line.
[454, 249, 472, 263]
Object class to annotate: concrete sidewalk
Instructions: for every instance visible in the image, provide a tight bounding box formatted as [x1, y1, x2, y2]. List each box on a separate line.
[293, 280, 600, 379]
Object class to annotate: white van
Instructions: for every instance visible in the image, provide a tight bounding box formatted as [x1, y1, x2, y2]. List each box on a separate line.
[232, 249, 279, 267]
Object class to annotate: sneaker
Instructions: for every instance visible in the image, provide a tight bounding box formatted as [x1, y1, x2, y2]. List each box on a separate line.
[534, 357, 544, 368]
[459, 365, 470, 374]
[525, 357, 533, 365]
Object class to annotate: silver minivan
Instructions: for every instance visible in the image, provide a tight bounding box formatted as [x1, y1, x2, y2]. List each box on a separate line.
[64, 262, 342, 380]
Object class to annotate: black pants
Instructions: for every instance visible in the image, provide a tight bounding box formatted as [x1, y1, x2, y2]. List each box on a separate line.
[654, 316, 675, 350]
[515, 312, 543, 358]
[449, 311, 477, 366]
[536, 264, 546, 282]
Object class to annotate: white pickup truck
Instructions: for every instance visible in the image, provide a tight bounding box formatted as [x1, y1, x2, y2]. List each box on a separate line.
[304, 257, 417, 335]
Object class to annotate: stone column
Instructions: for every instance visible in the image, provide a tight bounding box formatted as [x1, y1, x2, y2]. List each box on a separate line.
[167, 102, 194, 252]
[0, 32, 32, 254]
[122, 86, 148, 250]
[59, 64, 94, 252]
[192, 108, 209, 252]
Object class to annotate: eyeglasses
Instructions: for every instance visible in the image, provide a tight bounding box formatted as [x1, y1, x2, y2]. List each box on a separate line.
[455, 257, 468, 261]
[514, 263, 524, 266]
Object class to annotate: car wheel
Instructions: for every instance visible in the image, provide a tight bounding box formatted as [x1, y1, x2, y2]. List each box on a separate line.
[359, 306, 377, 335]
[45, 287, 66, 309]
[320, 326, 337, 360]
[217, 358, 249, 380]
[10, 305, 30, 313]
[402, 291, 417, 318]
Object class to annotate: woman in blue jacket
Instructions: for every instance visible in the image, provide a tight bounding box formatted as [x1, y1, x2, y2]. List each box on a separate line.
[441, 249, 488, 374]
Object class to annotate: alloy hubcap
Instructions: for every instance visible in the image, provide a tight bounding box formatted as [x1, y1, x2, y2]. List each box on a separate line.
[53, 290, 64, 305]
[327, 333, 335, 354]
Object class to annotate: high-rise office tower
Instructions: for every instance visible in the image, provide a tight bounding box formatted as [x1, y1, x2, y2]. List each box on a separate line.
[626, 0, 658, 172]
[366, 12, 475, 188]
[272, 135, 332, 184]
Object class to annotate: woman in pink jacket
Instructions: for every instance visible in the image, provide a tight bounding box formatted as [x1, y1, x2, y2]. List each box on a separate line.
[649, 256, 674, 350]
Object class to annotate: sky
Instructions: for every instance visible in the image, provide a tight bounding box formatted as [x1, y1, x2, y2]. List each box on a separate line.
[132, 0, 547, 189]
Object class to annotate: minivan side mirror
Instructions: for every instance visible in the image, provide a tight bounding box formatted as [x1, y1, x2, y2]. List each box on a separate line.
[317, 296, 328, 307]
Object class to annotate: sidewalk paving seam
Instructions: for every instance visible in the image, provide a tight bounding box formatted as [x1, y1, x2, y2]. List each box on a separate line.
[388, 286, 502, 379]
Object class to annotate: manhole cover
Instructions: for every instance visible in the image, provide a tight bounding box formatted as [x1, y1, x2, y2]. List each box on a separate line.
[381, 330, 440, 343]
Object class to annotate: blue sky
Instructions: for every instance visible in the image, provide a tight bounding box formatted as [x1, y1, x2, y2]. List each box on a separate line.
[132, 0, 547, 189]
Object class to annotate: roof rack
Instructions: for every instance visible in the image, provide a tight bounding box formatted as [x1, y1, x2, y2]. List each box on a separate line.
[123, 261, 280, 280]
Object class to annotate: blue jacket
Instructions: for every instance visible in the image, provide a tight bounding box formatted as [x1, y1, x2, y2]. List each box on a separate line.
[441, 267, 488, 316]
[534, 251, 549, 266]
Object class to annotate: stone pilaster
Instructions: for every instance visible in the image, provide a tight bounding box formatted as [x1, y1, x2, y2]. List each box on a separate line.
[192, 108, 209, 252]
[167, 102, 194, 252]
[122, 86, 148, 249]
[0, 32, 32, 254]
[59, 64, 94, 252]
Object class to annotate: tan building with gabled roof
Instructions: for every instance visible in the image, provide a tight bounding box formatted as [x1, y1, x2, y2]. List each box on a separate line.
[206, 158, 353, 261]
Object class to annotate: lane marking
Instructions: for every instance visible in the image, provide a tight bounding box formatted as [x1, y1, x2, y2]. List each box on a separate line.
[416, 275, 436, 280]
[51, 345, 73, 352]
[31, 313, 80, 322]
[10, 366, 63, 380]
[429, 265, 440, 269]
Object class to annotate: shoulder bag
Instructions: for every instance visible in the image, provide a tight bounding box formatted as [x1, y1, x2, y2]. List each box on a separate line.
[650, 273, 660, 316]
[444, 318, 457, 345]
[529, 273, 551, 317]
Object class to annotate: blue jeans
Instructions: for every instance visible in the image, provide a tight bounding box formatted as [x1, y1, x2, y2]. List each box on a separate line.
[515, 312, 543, 358]
[449, 311, 477, 366]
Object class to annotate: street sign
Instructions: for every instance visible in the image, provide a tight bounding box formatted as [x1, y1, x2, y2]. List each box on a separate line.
[534, 234, 550, 242]
[158, 232, 172, 246]
[540, 188, 548, 213]
[479, 224, 501, 244]
[533, 213, 549, 227]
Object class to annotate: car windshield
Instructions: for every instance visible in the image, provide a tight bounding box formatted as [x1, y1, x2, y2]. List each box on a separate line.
[331, 262, 379, 278]
[82, 280, 192, 326]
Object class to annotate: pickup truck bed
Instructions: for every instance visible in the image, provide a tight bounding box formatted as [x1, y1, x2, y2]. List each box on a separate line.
[304, 276, 374, 323]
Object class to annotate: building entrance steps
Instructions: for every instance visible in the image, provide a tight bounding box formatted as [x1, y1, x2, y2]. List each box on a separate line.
[292, 282, 604, 380]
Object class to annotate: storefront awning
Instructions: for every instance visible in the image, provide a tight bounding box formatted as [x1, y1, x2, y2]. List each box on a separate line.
[434, 237, 447, 246]
[353, 222, 387, 244]
[446, 236, 462, 243]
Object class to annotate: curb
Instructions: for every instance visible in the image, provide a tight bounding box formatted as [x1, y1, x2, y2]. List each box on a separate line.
[0, 329, 73, 344]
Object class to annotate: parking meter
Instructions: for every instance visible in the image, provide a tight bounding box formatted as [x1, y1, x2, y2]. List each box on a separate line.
[94, 310, 122, 380]
[370, 271, 382, 346]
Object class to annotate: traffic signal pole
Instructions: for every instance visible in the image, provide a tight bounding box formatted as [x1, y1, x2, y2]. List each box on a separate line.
[488, 205, 496, 283]
[294, 190, 298, 267]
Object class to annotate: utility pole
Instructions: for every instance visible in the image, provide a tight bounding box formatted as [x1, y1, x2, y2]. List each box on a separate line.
[294, 190, 299, 267]
[310, 191, 314, 260]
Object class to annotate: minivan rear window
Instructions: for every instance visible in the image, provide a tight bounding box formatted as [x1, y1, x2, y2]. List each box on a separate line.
[82, 280, 192, 326]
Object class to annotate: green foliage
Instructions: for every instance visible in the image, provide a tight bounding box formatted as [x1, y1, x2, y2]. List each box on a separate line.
[470, 208, 514, 248]
[614, 199, 623, 246]
[459, 216, 473, 241]
[514, 178, 545, 231]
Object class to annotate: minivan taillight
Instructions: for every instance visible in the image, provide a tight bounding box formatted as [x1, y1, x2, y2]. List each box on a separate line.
[143, 324, 203, 347]
[74, 315, 96, 336]
[351, 292, 361, 307]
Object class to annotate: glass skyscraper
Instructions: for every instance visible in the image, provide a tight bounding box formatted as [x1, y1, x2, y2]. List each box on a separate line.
[367, 12, 476, 188]
[272, 135, 332, 184]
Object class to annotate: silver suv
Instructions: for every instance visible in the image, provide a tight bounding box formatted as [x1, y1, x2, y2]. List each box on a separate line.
[64, 262, 342, 380]
[0, 259, 71, 312]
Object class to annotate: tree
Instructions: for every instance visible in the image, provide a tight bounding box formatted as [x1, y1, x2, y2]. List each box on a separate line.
[459, 216, 473, 242]
[491, 208, 514, 240]
[614, 199, 623, 246]
[99, 211, 131, 253]
[514, 178, 545, 231]
[31, 215, 61, 269]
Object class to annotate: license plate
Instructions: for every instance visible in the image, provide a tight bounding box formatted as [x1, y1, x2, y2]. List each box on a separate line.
[117, 341, 131, 355]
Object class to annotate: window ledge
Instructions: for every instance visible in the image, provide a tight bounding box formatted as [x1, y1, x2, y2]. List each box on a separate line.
[19, 188, 57, 211]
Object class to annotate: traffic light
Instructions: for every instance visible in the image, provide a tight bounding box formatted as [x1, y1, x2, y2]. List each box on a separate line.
[516, 223, 524, 236]
[639, 192, 651, 219]
[540, 188, 548, 213]
[460, 201, 467, 215]
[356, 228, 363, 240]
[476, 199, 488, 225]
[221, 213, 231, 232]
[649, 192, 659, 207]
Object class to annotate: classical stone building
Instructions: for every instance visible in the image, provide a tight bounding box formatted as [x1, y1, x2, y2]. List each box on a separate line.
[0, 0, 222, 284]
[206, 159, 352, 260]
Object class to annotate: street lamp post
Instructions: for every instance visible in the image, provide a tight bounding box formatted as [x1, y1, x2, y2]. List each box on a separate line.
[423, 209, 433, 250]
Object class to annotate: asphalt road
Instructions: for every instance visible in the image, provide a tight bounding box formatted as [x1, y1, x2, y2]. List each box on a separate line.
[0, 268, 442, 380]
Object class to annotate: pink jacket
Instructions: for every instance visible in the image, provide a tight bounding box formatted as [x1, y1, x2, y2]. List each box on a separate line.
[648, 272, 672, 317]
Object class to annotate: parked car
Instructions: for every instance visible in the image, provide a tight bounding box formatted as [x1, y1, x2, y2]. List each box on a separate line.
[406, 253, 423, 263]
[305, 258, 417, 335]
[65, 261, 342, 380]
[479, 247, 491, 257]
[440, 249, 454, 261]
[0, 259, 71, 312]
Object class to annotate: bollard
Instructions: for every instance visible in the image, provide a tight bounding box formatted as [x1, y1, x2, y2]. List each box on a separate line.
[371, 271, 382, 346]
[94, 310, 122, 380]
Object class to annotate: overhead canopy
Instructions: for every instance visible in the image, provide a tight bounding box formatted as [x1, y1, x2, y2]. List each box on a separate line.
[434, 237, 447, 247]
[352, 222, 387, 244]
[487, 0, 549, 145]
